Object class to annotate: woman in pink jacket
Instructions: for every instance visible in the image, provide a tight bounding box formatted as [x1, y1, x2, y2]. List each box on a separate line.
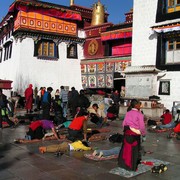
[118, 99, 146, 171]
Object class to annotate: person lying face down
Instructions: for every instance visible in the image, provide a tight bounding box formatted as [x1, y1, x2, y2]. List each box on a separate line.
[92, 146, 121, 158]
[26, 120, 60, 140]
[39, 140, 92, 154]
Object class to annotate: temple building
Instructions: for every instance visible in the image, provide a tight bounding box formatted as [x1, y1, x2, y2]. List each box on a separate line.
[0, 0, 132, 94]
[0, 0, 85, 94]
[128, 0, 180, 110]
[81, 2, 133, 91]
[0, 0, 133, 95]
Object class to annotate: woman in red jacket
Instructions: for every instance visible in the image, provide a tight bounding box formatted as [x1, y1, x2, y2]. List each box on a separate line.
[68, 112, 89, 142]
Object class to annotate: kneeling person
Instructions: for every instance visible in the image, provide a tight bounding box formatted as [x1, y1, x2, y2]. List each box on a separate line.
[26, 120, 60, 140]
[68, 112, 89, 142]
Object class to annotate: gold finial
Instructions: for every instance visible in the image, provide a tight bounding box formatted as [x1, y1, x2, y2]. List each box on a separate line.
[70, 0, 74, 6]
[91, 1, 105, 26]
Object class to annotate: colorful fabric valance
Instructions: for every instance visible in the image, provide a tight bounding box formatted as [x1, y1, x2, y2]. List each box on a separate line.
[101, 31, 132, 41]
[9, 0, 82, 21]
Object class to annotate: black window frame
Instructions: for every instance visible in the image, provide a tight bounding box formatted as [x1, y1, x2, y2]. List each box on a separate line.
[67, 43, 78, 59]
[156, 33, 180, 71]
[158, 80, 170, 95]
[3, 41, 12, 61]
[156, 0, 180, 22]
[34, 39, 59, 60]
[0, 49, 2, 63]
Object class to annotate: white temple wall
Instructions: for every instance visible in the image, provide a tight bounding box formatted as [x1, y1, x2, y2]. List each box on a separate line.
[132, 0, 180, 110]
[1, 37, 83, 95]
[132, 0, 158, 66]
[157, 72, 180, 110]
[0, 37, 21, 89]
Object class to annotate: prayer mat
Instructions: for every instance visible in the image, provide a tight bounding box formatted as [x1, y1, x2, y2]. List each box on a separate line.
[88, 134, 107, 142]
[87, 128, 110, 135]
[94, 128, 111, 133]
[148, 127, 173, 133]
[84, 153, 118, 161]
[14, 134, 67, 144]
[109, 159, 170, 178]
[2, 122, 10, 128]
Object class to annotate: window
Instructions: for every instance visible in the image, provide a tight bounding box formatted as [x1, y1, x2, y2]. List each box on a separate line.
[159, 80, 170, 95]
[156, 0, 180, 22]
[156, 34, 180, 71]
[167, 0, 180, 13]
[166, 39, 180, 64]
[0, 49, 2, 63]
[67, 44, 77, 59]
[34, 40, 59, 60]
[105, 39, 132, 57]
[3, 42, 12, 61]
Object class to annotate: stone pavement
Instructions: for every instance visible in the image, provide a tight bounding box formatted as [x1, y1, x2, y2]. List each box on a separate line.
[0, 112, 180, 180]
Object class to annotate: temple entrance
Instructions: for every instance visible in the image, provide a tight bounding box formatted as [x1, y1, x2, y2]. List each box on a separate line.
[114, 79, 125, 92]
[113, 72, 125, 92]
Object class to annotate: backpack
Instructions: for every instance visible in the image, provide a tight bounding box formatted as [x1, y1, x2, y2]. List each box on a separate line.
[109, 133, 123, 143]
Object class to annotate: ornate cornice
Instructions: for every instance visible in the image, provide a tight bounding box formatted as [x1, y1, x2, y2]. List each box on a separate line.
[13, 30, 85, 45]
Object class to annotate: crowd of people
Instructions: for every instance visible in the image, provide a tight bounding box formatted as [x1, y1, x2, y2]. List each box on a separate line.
[1, 85, 180, 173]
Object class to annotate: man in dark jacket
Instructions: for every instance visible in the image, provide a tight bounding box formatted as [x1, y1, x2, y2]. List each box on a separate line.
[69, 87, 79, 117]
[76, 90, 90, 116]
[42, 87, 53, 120]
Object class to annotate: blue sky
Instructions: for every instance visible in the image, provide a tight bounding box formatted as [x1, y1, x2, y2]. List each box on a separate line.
[0, 0, 133, 24]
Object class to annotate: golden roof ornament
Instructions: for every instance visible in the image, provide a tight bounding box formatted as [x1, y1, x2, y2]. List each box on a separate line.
[91, 0, 105, 26]
[70, 0, 74, 6]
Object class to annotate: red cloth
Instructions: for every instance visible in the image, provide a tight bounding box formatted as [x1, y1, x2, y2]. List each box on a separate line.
[122, 138, 137, 169]
[107, 112, 116, 119]
[25, 84, 33, 110]
[122, 130, 139, 169]
[141, 161, 154, 166]
[96, 90, 105, 95]
[9, 2, 82, 21]
[29, 120, 42, 131]
[174, 123, 180, 133]
[69, 116, 86, 130]
[161, 113, 172, 125]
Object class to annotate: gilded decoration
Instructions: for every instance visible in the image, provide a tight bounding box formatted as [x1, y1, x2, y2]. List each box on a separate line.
[14, 11, 77, 36]
[88, 39, 98, 56]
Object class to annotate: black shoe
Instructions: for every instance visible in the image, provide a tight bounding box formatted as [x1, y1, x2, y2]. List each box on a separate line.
[151, 166, 162, 173]
[54, 152, 63, 157]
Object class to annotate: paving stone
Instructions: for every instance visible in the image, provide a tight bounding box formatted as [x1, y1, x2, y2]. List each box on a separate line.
[0, 109, 179, 179]
[0, 170, 15, 180]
